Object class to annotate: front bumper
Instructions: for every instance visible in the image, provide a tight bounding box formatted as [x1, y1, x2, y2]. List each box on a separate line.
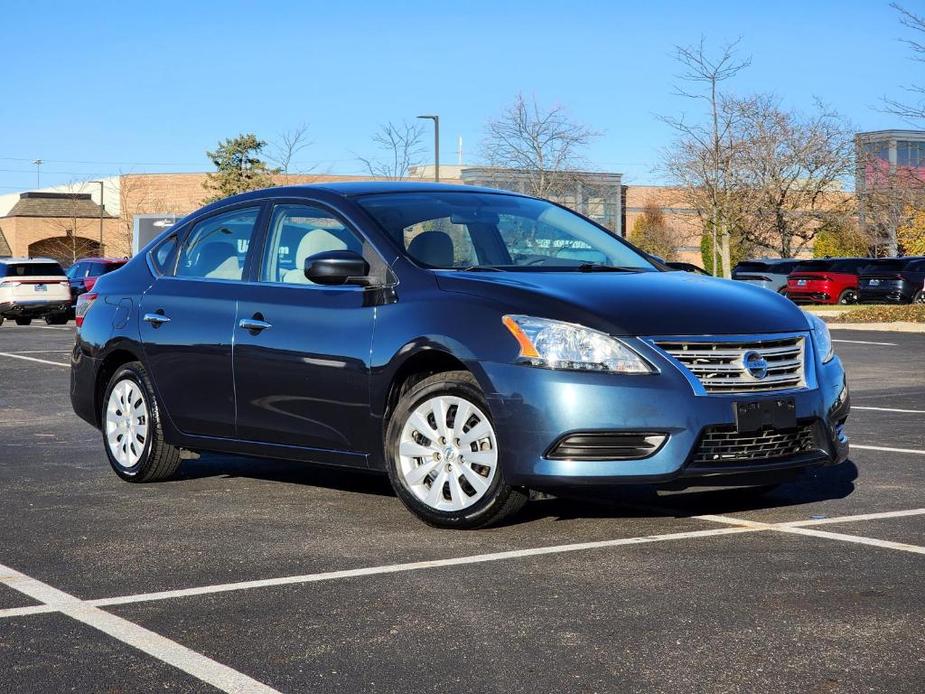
[481, 338, 849, 489]
[0, 299, 71, 317]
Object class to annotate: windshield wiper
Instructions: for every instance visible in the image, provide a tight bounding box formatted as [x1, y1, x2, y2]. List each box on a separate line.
[576, 263, 641, 273]
[458, 265, 503, 272]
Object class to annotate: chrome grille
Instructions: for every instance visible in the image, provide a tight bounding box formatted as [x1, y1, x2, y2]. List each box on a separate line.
[654, 336, 806, 393]
[692, 423, 819, 466]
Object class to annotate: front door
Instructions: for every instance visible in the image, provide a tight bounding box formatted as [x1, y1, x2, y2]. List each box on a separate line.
[140, 205, 263, 438]
[233, 203, 376, 459]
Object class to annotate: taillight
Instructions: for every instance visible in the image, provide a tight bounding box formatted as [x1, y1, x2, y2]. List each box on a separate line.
[75, 292, 98, 328]
[0, 280, 20, 288]
[83, 276, 97, 291]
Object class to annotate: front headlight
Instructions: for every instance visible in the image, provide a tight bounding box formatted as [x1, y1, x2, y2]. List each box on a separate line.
[501, 315, 654, 374]
[807, 312, 834, 363]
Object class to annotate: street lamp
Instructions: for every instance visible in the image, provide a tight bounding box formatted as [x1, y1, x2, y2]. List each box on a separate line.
[32, 159, 43, 188]
[416, 114, 439, 182]
[88, 180, 105, 256]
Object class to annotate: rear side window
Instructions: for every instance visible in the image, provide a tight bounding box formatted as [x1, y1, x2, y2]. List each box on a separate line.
[176, 207, 260, 281]
[0, 262, 64, 277]
[150, 235, 179, 275]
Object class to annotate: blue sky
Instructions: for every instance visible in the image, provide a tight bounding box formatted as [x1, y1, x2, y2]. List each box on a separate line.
[0, 0, 916, 191]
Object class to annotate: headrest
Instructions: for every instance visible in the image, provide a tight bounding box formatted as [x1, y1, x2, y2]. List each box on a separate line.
[407, 231, 454, 267]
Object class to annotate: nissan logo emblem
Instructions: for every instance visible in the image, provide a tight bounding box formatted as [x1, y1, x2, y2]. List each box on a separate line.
[743, 351, 769, 380]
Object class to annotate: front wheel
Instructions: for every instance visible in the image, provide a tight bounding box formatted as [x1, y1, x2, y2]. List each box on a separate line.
[385, 370, 527, 529]
[45, 313, 68, 325]
[14, 317, 32, 326]
[838, 289, 858, 305]
[102, 361, 182, 482]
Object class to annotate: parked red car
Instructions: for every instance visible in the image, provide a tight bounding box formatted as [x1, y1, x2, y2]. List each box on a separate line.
[785, 258, 869, 305]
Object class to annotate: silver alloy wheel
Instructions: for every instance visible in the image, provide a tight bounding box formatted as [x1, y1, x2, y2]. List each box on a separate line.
[397, 395, 498, 511]
[105, 378, 149, 470]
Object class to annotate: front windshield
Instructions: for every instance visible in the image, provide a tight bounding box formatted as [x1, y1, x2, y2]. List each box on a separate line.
[356, 191, 656, 271]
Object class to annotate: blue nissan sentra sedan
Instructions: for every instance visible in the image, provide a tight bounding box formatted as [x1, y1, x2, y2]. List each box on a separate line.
[70, 183, 850, 528]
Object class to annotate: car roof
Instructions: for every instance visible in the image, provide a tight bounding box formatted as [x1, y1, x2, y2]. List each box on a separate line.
[294, 181, 519, 197]
[0, 257, 60, 264]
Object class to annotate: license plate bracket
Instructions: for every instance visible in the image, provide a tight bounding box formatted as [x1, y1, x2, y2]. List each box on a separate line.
[734, 398, 797, 433]
[35, 284, 47, 292]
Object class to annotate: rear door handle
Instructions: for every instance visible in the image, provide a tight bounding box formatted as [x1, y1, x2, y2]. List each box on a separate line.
[238, 318, 271, 332]
[143, 312, 171, 326]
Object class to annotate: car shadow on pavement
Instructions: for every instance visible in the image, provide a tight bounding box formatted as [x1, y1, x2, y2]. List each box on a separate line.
[523, 460, 860, 524]
[175, 453, 858, 526]
[175, 452, 396, 497]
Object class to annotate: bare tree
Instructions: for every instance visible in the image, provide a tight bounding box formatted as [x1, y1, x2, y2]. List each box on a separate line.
[39, 182, 104, 264]
[660, 38, 751, 277]
[731, 95, 856, 257]
[884, 3, 925, 123]
[857, 148, 925, 255]
[481, 93, 600, 198]
[269, 123, 313, 174]
[358, 121, 426, 180]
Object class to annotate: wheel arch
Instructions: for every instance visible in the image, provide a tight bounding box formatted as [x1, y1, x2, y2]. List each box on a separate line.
[93, 346, 145, 428]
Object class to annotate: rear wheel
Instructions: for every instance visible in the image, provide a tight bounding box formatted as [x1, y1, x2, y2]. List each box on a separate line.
[102, 361, 182, 482]
[385, 370, 527, 529]
[44, 313, 68, 325]
[914, 290, 924, 304]
[837, 289, 858, 305]
[14, 317, 32, 326]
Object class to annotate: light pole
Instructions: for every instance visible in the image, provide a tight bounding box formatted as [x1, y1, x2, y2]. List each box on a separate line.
[417, 114, 439, 182]
[32, 159, 43, 188]
[89, 180, 105, 256]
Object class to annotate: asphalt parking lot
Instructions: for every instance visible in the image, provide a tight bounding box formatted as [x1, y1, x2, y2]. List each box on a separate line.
[0, 323, 923, 693]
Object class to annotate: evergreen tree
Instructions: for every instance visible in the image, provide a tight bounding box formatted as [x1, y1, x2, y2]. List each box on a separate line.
[202, 134, 278, 203]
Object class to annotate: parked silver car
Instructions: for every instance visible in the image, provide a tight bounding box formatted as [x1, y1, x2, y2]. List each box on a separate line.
[732, 259, 801, 294]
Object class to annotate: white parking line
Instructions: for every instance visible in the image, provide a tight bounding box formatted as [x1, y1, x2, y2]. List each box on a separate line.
[784, 508, 925, 527]
[0, 350, 70, 353]
[852, 444, 925, 456]
[831, 339, 898, 346]
[0, 352, 69, 367]
[0, 561, 281, 693]
[694, 513, 925, 555]
[852, 406, 925, 414]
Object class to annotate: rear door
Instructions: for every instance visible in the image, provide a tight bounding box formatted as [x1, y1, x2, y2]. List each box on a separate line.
[140, 204, 265, 438]
[232, 201, 378, 459]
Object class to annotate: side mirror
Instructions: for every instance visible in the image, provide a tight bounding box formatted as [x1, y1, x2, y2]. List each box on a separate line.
[304, 250, 370, 286]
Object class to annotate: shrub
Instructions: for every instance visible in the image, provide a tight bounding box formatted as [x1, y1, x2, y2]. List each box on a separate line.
[831, 305, 925, 323]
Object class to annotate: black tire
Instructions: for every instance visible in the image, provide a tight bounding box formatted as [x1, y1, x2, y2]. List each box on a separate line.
[44, 313, 68, 325]
[14, 317, 32, 326]
[915, 290, 925, 305]
[0, 316, 4, 327]
[385, 370, 527, 529]
[837, 289, 858, 305]
[101, 361, 182, 482]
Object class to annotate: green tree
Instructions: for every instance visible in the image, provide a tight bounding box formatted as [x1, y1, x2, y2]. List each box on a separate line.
[701, 225, 750, 276]
[630, 202, 678, 260]
[202, 133, 278, 203]
[813, 221, 871, 258]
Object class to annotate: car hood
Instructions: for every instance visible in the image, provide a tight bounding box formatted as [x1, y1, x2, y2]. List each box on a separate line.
[435, 270, 810, 336]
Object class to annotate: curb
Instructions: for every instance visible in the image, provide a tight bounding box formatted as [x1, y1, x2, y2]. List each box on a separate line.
[827, 322, 925, 333]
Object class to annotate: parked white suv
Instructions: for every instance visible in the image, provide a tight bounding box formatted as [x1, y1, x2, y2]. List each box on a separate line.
[0, 258, 71, 326]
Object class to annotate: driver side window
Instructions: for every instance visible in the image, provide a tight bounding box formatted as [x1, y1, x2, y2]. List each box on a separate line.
[261, 204, 363, 285]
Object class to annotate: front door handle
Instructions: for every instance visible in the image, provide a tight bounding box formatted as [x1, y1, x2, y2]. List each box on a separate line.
[143, 312, 171, 326]
[238, 318, 272, 332]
